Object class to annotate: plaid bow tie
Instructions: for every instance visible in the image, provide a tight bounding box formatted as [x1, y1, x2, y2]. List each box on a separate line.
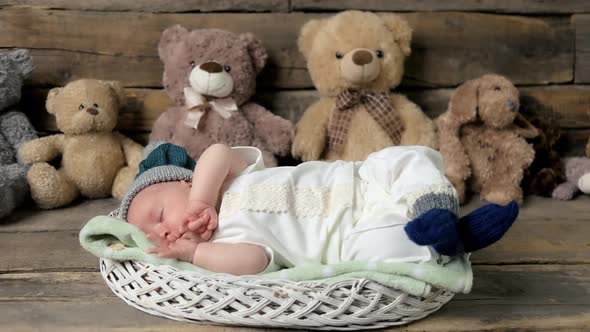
[328, 88, 405, 152]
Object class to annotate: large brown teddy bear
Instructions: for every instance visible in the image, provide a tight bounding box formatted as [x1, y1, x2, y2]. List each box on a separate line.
[150, 26, 293, 166]
[436, 74, 539, 205]
[18, 79, 143, 209]
[292, 11, 437, 161]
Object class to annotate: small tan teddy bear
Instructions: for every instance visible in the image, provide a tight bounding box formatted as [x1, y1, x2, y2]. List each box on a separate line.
[18, 79, 143, 209]
[436, 74, 539, 205]
[292, 11, 437, 162]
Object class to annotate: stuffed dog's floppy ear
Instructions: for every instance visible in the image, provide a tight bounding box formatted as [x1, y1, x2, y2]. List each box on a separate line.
[379, 14, 412, 57]
[448, 78, 480, 125]
[298, 18, 326, 60]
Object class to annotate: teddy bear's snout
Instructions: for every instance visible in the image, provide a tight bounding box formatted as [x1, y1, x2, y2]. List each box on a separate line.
[352, 50, 373, 66]
[507, 100, 518, 112]
[200, 61, 223, 73]
[86, 108, 99, 116]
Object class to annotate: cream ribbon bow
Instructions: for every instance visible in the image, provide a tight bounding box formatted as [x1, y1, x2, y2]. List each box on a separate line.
[183, 87, 238, 129]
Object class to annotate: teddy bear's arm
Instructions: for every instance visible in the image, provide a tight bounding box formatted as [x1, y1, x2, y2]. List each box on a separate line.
[18, 134, 65, 165]
[292, 99, 331, 161]
[242, 102, 294, 157]
[149, 108, 181, 143]
[390, 94, 438, 149]
[115, 132, 143, 167]
[0, 111, 38, 154]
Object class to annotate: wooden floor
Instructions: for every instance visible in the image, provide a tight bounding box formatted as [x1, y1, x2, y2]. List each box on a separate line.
[1, 196, 589, 331]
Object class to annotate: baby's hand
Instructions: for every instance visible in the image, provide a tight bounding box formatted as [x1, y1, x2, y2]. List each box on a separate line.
[183, 200, 218, 240]
[147, 237, 198, 263]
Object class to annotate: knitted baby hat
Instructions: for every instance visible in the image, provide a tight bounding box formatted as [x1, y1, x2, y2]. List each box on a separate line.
[117, 142, 196, 220]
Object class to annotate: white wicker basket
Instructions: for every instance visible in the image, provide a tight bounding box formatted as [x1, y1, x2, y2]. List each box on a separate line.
[100, 258, 454, 330]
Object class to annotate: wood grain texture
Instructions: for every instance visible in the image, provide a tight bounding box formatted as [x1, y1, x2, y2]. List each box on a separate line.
[292, 0, 590, 14]
[0, 0, 289, 12]
[0, 8, 573, 88]
[1, 196, 588, 273]
[575, 15, 590, 83]
[20, 85, 590, 133]
[0, 266, 588, 331]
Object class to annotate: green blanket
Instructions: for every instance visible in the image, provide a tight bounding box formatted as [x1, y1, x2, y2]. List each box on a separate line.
[79, 215, 473, 297]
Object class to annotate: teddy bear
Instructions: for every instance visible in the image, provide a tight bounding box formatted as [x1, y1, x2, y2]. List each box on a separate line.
[149, 25, 293, 167]
[552, 157, 590, 200]
[291, 11, 437, 162]
[519, 97, 566, 197]
[18, 79, 143, 209]
[0, 49, 38, 218]
[436, 74, 539, 205]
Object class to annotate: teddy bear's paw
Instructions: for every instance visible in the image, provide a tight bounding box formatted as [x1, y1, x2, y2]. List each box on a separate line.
[292, 136, 323, 161]
[18, 140, 44, 164]
[552, 182, 577, 201]
[578, 173, 590, 194]
[483, 189, 522, 206]
[27, 163, 78, 209]
[111, 166, 137, 200]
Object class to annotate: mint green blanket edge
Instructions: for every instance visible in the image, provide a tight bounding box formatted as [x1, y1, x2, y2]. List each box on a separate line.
[79, 215, 473, 297]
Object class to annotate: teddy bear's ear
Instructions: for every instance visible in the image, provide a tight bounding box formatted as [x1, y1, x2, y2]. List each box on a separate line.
[45, 87, 62, 115]
[448, 78, 480, 124]
[379, 14, 412, 57]
[3, 49, 33, 79]
[298, 18, 326, 60]
[240, 33, 268, 74]
[158, 25, 189, 61]
[102, 80, 126, 106]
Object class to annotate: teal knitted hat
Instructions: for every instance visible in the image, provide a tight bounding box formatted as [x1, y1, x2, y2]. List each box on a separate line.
[117, 142, 196, 220]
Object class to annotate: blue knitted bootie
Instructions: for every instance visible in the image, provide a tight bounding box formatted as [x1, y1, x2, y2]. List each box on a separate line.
[404, 209, 461, 256]
[458, 201, 519, 252]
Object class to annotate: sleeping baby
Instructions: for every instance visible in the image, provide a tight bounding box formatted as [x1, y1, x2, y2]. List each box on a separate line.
[118, 142, 518, 275]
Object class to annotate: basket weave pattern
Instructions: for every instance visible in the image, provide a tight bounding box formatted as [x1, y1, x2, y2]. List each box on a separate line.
[100, 258, 454, 330]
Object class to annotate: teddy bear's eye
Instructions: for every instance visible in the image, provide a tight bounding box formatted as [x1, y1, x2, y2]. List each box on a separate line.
[92, 103, 99, 108]
[190, 61, 196, 68]
[79, 104, 85, 110]
[376, 50, 384, 58]
[335, 51, 343, 59]
[223, 65, 231, 73]
[494, 86, 501, 91]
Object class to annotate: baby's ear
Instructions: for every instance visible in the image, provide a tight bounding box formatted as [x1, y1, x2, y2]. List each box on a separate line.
[298, 18, 326, 60]
[45, 87, 63, 115]
[379, 14, 413, 57]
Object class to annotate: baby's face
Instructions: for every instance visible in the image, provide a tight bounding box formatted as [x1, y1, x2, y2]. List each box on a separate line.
[127, 181, 203, 244]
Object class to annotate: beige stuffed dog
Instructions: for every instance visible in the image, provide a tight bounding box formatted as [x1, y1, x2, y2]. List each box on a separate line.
[19, 79, 143, 209]
[436, 74, 539, 205]
[292, 11, 437, 161]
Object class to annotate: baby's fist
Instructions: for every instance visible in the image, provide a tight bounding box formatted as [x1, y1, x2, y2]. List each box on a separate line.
[184, 200, 218, 240]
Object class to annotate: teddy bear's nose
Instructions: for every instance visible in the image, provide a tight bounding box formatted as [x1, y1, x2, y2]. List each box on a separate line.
[507, 100, 518, 112]
[86, 108, 99, 116]
[200, 62, 223, 73]
[352, 50, 374, 66]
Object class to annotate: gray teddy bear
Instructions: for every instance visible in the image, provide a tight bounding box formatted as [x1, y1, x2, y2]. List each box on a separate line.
[0, 49, 37, 218]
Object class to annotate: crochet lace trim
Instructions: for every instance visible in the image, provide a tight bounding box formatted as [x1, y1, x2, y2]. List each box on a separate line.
[219, 184, 354, 219]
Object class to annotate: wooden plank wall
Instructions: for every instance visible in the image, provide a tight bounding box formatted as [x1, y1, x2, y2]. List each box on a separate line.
[1, 1, 589, 153]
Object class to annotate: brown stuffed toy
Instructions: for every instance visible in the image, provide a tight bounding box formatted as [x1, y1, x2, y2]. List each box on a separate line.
[150, 25, 293, 167]
[519, 96, 566, 197]
[292, 11, 437, 161]
[18, 79, 143, 209]
[436, 74, 539, 205]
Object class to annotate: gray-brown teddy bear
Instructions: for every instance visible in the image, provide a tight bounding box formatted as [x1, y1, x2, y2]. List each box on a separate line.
[436, 74, 539, 205]
[150, 25, 294, 166]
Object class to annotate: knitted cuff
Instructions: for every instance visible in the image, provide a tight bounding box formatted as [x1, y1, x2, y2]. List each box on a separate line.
[406, 183, 459, 219]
